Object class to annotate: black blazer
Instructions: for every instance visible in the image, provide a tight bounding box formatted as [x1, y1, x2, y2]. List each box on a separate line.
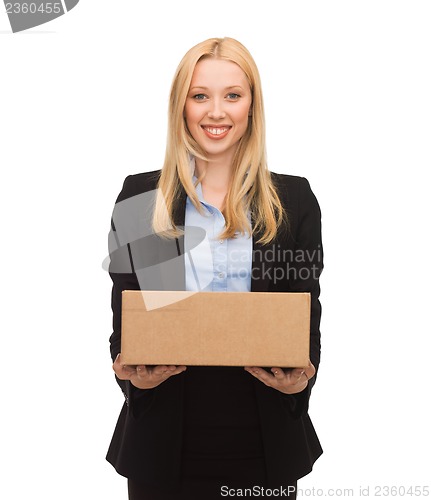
[106, 170, 323, 488]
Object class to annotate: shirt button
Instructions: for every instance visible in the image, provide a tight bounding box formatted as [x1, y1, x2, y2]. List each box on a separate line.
[218, 272, 224, 279]
[219, 239, 224, 244]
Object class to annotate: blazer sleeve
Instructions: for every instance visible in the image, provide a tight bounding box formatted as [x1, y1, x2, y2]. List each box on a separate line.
[107, 175, 152, 407]
[282, 176, 323, 418]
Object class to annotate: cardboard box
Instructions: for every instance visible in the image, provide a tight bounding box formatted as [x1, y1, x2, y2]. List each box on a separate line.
[121, 290, 310, 367]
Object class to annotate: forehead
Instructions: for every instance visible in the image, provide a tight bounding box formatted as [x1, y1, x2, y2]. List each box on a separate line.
[190, 58, 249, 89]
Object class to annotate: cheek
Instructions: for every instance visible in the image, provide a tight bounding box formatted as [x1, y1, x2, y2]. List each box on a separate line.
[238, 98, 252, 118]
[184, 103, 200, 128]
[234, 103, 252, 127]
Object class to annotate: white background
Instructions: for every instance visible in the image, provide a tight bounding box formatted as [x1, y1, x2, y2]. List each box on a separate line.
[1, 1, 430, 499]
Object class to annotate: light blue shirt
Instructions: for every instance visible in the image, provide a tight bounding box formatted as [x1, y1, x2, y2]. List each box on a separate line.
[184, 176, 252, 293]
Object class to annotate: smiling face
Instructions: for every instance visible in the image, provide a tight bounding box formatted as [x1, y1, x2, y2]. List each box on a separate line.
[184, 58, 252, 164]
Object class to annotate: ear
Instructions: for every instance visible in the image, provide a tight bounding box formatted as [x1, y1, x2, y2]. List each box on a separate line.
[248, 107, 252, 117]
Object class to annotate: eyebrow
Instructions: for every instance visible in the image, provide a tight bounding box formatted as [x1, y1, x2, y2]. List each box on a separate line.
[189, 85, 245, 91]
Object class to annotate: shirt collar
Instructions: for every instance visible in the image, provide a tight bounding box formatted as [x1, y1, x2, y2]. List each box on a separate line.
[187, 155, 213, 211]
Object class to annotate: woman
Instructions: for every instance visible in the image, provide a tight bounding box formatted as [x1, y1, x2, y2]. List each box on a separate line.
[107, 37, 323, 500]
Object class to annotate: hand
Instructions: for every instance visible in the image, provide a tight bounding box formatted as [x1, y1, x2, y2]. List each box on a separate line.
[244, 361, 315, 395]
[113, 353, 187, 390]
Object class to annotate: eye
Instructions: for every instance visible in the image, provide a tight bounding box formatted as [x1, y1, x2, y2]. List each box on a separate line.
[226, 93, 241, 100]
[192, 93, 207, 101]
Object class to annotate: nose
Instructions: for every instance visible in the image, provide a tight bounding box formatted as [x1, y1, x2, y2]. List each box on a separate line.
[207, 98, 226, 120]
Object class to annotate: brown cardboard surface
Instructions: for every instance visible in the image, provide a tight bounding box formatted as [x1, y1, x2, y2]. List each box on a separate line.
[121, 290, 310, 367]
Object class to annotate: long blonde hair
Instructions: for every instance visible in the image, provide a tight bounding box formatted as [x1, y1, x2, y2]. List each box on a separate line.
[152, 37, 286, 244]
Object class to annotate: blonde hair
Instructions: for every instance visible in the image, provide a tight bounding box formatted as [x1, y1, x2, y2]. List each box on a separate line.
[152, 37, 287, 244]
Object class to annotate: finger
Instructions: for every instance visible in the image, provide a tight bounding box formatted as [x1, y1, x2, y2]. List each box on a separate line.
[151, 365, 174, 377]
[121, 365, 137, 376]
[244, 367, 275, 387]
[290, 367, 306, 381]
[113, 354, 135, 379]
[271, 367, 285, 379]
[113, 353, 122, 370]
[149, 365, 187, 378]
[281, 368, 309, 388]
[167, 365, 187, 376]
[304, 362, 316, 380]
[136, 365, 150, 379]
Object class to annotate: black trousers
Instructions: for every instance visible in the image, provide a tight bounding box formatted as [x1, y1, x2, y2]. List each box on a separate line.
[128, 457, 297, 500]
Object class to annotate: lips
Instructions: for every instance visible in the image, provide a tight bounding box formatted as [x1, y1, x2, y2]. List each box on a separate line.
[201, 125, 232, 140]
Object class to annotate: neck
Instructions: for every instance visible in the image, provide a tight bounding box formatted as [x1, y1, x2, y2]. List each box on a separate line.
[194, 151, 235, 192]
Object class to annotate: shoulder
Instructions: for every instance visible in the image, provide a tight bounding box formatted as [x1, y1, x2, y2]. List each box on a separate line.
[115, 169, 161, 203]
[270, 171, 321, 215]
[269, 172, 322, 251]
[270, 171, 304, 195]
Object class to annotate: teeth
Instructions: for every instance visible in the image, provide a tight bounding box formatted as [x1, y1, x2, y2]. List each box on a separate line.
[204, 127, 229, 135]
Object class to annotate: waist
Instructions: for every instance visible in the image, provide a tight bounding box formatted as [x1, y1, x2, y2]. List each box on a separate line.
[181, 366, 264, 459]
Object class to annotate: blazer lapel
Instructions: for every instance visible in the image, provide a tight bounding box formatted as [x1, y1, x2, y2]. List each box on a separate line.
[171, 187, 187, 290]
[250, 213, 273, 293]
[172, 186, 188, 248]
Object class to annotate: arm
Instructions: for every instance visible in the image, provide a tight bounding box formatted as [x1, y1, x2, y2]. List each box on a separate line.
[290, 177, 323, 380]
[281, 176, 323, 416]
[108, 175, 186, 405]
[246, 176, 323, 417]
[108, 178, 143, 404]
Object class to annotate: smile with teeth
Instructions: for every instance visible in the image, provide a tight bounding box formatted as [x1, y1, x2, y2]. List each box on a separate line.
[202, 126, 231, 137]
